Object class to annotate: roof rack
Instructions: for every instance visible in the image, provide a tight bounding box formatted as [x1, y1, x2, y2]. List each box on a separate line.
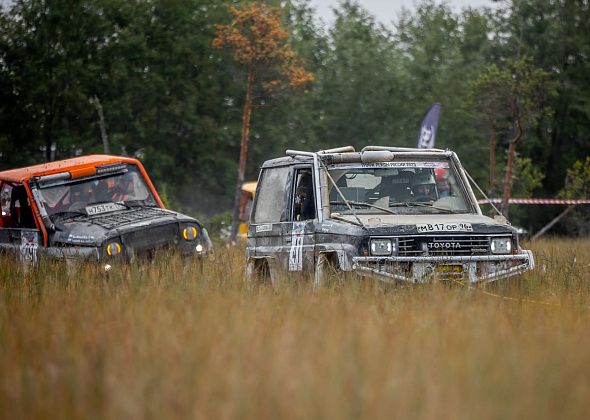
[318, 146, 356, 154]
[285, 145, 452, 161]
[361, 145, 446, 153]
[285, 149, 316, 158]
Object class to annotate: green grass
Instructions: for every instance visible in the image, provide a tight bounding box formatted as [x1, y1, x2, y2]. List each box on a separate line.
[1, 239, 589, 419]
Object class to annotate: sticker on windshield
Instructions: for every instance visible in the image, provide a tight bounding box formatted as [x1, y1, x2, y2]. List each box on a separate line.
[331, 161, 450, 170]
[86, 202, 126, 216]
[417, 223, 473, 233]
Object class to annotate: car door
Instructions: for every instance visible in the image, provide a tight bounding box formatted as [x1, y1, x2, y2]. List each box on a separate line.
[283, 166, 317, 274]
[0, 181, 42, 263]
[248, 165, 292, 270]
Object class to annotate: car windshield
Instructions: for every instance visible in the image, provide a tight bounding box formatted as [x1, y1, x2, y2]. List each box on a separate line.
[327, 160, 473, 215]
[36, 165, 157, 218]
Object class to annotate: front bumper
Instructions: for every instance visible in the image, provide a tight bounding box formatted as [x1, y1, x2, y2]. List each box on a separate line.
[352, 250, 535, 283]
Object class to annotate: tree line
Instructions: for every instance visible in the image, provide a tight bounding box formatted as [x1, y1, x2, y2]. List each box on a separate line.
[1, 0, 589, 234]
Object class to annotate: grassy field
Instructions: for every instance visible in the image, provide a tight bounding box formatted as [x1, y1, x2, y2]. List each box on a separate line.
[1, 239, 589, 420]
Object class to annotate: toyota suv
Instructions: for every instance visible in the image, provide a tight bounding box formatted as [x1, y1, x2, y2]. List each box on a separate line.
[246, 146, 534, 285]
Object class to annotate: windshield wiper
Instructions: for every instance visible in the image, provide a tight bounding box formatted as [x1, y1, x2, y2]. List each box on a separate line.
[330, 214, 365, 227]
[105, 200, 132, 209]
[50, 210, 87, 220]
[330, 200, 398, 215]
[125, 199, 159, 208]
[389, 202, 459, 214]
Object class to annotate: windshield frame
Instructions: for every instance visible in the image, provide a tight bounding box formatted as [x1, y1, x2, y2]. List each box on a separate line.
[33, 164, 158, 220]
[325, 157, 477, 216]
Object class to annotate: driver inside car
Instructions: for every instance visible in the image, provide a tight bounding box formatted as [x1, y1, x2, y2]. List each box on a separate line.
[70, 183, 87, 204]
[66, 183, 93, 211]
[295, 171, 315, 220]
[110, 175, 135, 202]
[411, 172, 438, 202]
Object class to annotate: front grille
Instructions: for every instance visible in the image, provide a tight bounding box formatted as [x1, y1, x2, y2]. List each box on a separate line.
[397, 235, 490, 256]
[123, 223, 179, 256]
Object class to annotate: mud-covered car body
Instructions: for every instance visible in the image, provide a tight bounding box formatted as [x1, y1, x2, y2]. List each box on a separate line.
[0, 155, 212, 264]
[246, 146, 534, 284]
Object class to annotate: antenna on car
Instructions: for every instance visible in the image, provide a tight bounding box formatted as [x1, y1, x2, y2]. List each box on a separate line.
[463, 170, 504, 218]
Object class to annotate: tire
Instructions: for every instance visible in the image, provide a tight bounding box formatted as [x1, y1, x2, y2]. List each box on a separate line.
[314, 253, 340, 289]
[245, 258, 272, 286]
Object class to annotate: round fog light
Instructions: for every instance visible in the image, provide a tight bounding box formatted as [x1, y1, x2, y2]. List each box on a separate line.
[196, 244, 203, 253]
[183, 226, 198, 241]
[106, 242, 122, 256]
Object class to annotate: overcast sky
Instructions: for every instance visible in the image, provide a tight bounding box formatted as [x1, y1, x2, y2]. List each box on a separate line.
[308, 0, 499, 26]
[0, 0, 499, 26]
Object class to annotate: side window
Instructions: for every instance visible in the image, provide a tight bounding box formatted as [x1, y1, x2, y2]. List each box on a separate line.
[292, 168, 316, 221]
[1, 184, 36, 229]
[252, 166, 291, 223]
[1, 183, 13, 219]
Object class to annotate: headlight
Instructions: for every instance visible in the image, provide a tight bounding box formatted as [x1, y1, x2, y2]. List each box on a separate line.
[370, 238, 397, 256]
[182, 226, 199, 241]
[106, 242, 122, 256]
[490, 237, 512, 254]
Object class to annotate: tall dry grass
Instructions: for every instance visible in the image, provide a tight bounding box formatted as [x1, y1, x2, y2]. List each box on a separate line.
[1, 239, 589, 420]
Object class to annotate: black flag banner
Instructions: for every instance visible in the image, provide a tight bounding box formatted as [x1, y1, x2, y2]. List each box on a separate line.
[416, 103, 441, 149]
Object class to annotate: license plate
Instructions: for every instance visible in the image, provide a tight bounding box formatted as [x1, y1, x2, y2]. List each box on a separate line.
[416, 223, 473, 233]
[86, 202, 126, 215]
[436, 265, 463, 273]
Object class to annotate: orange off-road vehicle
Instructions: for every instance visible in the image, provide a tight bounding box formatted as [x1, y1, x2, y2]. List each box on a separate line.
[0, 155, 212, 264]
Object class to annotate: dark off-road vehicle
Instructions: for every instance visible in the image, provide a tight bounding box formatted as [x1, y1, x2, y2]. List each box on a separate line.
[0, 155, 212, 265]
[246, 146, 534, 285]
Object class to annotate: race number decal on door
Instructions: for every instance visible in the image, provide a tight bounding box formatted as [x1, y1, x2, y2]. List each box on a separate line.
[288, 222, 306, 271]
[20, 231, 39, 264]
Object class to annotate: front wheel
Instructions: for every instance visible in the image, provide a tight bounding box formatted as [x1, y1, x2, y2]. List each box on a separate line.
[245, 258, 272, 286]
[314, 253, 340, 289]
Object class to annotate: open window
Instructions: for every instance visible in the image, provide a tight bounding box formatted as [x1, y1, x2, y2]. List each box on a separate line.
[292, 168, 316, 221]
[0, 182, 12, 227]
[0, 183, 36, 229]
